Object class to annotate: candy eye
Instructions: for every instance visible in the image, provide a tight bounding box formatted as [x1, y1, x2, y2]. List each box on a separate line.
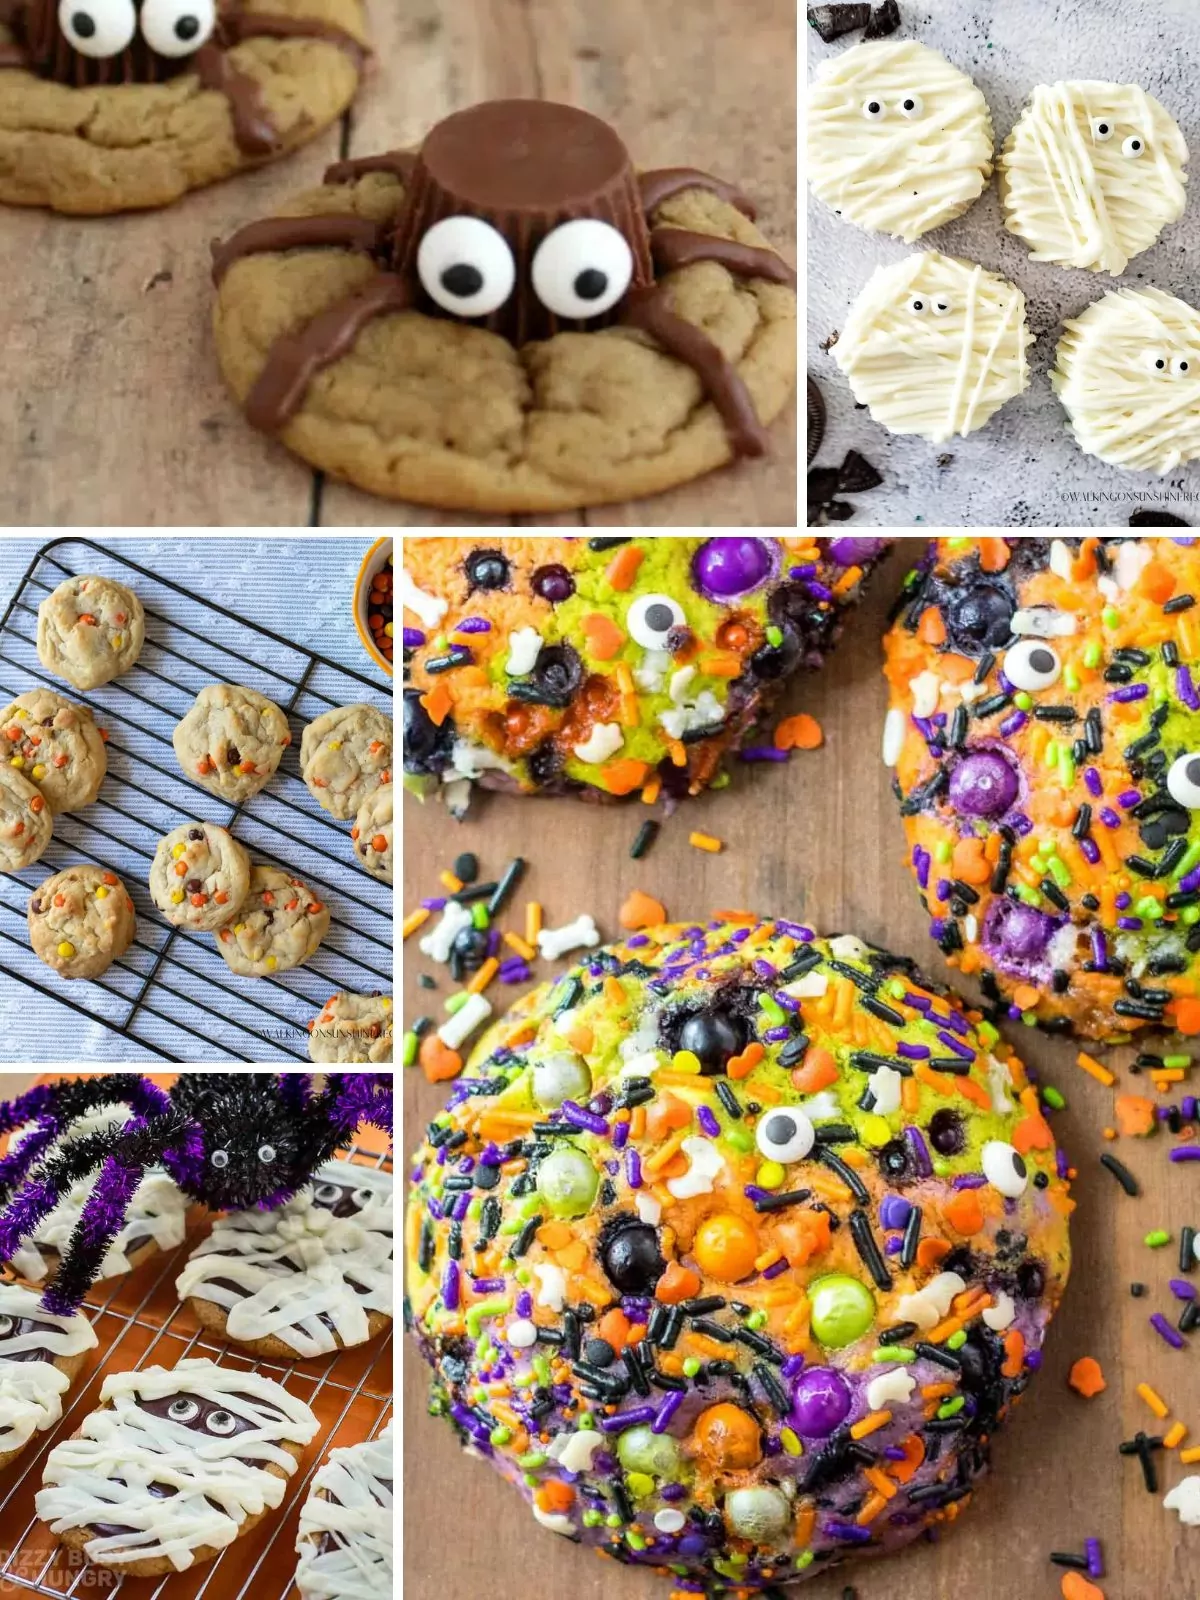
[0, 1315, 12, 1337]
[862, 98, 887, 120]
[168, 1398, 200, 1423]
[982, 1140, 1028, 1198]
[315, 1182, 342, 1204]
[1003, 639, 1061, 691]
[139, 0, 213, 55]
[1147, 351, 1169, 373]
[627, 593, 686, 648]
[909, 296, 928, 315]
[205, 1409, 239, 1435]
[352, 1186, 375, 1208]
[1122, 135, 1145, 158]
[1091, 118, 1114, 141]
[417, 216, 516, 319]
[257, 1144, 276, 1164]
[1167, 752, 1200, 808]
[755, 1108, 815, 1164]
[210, 1149, 229, 1169]
[1172, 355, 1193, 377]
[897, 92, 924, 118]
[530, 219, 633, 321]
[58, 0, 136, 56]
[932, 298, 952, 316]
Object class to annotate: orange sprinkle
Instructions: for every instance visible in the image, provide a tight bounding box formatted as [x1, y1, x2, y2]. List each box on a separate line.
[1172, 996, 1200, 1034]
[655, 1262, 701, 1305]
[1076, 1051, 1116, 1088]
[689, 831, 723, 853]
[855, 1493, 887, 1526]
[535, 1220, 574, 1250]
[887, 1434, 925, 1483]
[917, 607, 946, 645]
[1164, 1421, 1187, 1450]
[1137, 559, 1176, 604]
[1060, 1574, 1104, 1600]
[418, 1033, 462, 1084]
[641, 776, 662, 805]
[503, 930, 536, 962]
[977, 536, 1011, 572]
[603, 975, 626, 1006]
[850, 1410, 892, 1440]
[1115, 1094, 1156, 1137]
[402, 907, 430, 939]
[1180, 1445, 1200, 1465]
[1136, 1382, 1169, 1419]
[916, 1237, 951, 1271]
[951, 835, 990, 886]
[606, 544, 644, 591]
[774, 713, 823, 751]
[419, 681, 453, 726]
[467, 957, 498, 994]
[1011, 982, 1041, 1012]
[580, 611, 624, 660]
[565, 1023, 594, 1055]
[863, 1466, 898, 1501]
[535, 1479, 574, 1515]
[525, 901, 543, 944]
[597, 757, 650, 795]
[943, 1190, 985, 1236]
[1068, 1356, 1106, 1398]
[439, 870, 463, 893]
[727, 1041, 765, 1080]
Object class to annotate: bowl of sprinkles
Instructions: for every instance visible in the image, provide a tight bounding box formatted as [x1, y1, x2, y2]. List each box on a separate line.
[355, 538, 393, 677]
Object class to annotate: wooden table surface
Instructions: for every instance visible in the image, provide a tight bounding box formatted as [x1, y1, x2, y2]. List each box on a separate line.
[403, 537, 1195, 1600]
[0, 0, 796, 529]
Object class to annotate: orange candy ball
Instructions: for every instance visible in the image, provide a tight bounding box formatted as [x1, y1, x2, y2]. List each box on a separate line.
[693, 1213, 759, 1283]
[693, 1403, 763, 1470]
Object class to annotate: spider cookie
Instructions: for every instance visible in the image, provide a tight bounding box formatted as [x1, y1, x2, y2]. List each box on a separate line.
[0, 1281, 97, 1472]
[176, 1158, 393, 1357]
[37, 574, 144, 690]
[28, 864, 136, 979]
[210, 98, 797, 512]
[308, 991, 393, 1063]
[0, 761, 52, 871]
[0, 0, 369, 215]
[882, 535, 1200, 1040]
[301, 703, 391, 820]
[35, 1359, 319, 1575]
[173, 683, 292, 801]
[351, 782, 391, 883]
[294, 1423, 393, 1600]
[149, 821, 251, 931]
[1, 687, 107, 815]
[834, 252, 1033, 442]
[808, 41, 994, 242]
[213, 863, 329, 976]
[1052, 287, 1200, 475]
[408, 919, 1071, 1588]
[402, 536, 889, 807]
[1000, 82, 1187, 275]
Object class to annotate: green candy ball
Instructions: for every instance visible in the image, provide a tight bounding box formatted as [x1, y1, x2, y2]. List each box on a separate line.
[535, 1147, 598, 1218]
[531, 1051, 593, 1110]
[616, 1425, 681, 1479]
[808, 1274, 876, 1348]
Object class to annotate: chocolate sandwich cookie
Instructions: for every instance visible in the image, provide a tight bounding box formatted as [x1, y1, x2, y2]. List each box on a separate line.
[403, 536, 889, 807]
[35, 1358, 319, 1576]
[294, 1423, 393, 1600]
[407, 918, 1071, 1589]
[176, 1158, 392, 1358]
[884, 536, 1200, 1040]
[0, 1281, 97, 1472]
[0, 0, 369, 214]
[210, 99, 797, 511]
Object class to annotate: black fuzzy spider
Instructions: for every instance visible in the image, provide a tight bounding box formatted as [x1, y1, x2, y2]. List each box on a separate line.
[0, 1073, 392, 1314]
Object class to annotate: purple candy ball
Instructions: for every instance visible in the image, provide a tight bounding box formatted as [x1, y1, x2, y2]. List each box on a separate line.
[531, 564, 574, 603]
[986, 898, 1057, 964]
[790, 1365, 852, 1438]
[691, 537, 776, 600]
[826, 536, 889, 567]
[947, 750, 1019, 818]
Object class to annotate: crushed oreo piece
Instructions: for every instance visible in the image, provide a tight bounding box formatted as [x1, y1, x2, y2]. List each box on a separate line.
[808, 377, 826, 465]
[837, 449, 883, 494]
[864, 0, 901, 38]
[807, 4, 871, 42]
[808, 466, 840, 522]
[936, 453, 954, 468]
[1129, 509, 1190, 528]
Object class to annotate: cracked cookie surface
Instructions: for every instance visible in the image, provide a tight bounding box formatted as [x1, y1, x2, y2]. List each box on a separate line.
[0, 687, 107, 815]
[149, 821, 251, 932]
[173, 684, 292, 803]
[308, 989, 392, 1062]
[300, 702, 390, 821]
[28, 863, 136, 979]
[214, 862, 328, 976]
[37, 574, 144, 691]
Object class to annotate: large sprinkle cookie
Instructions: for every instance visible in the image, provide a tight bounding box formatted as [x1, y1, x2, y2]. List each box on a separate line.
[407, 918, 1071, 1589]
[403, 536, 889, 809]
[1052, 287, 1200, 475]
[884, 535, 1200, 1041]
[833, 252, 1032, 442]
[999, 81, 1187, 275]
[807, 41, 994, 242]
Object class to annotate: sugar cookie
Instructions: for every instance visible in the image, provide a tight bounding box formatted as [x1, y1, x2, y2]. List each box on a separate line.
[294, 1424, 393, 1600]
[0, 1281, 97, 1471]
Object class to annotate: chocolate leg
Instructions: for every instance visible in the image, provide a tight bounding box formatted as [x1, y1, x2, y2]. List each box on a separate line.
[639, 167, 758, 221]
[211, 215, 387, 285]
[221, 11, 366, 62]
[325, 152, 417, 186]
[621, 286, 769, 459]
[651, 227, 797, 289]
[0, 42, 30, 68]
[195, 42, 278, 158]
[245, 272, 414, 433]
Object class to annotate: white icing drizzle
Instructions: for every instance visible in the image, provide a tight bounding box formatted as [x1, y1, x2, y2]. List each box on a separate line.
[1052, 286, 1200, 473]
[8, 1109, 189, 1284]
[174, 1160, 393, 1357]
[834, 251, 1033, 441]
[295, 1423, 392, 1599]
[0, 1281, 97, 1456]
[808, 41, 994, 242]
[1000, 81, 1187, 274]
[35, 1359, 319, 1571]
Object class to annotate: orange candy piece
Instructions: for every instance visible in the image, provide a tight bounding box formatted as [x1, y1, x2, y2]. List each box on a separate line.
[581, 612, 625, 660]
[693, 1213, 759, 1282]
[693, 1403, 763, 1470]
[1061, 1574, 1105, 1600]
[951, 836, 991, 886]
[655, 1262, 701, 1304]
[1068, 1356, 1106, 1398]
[418, 1033, 462, 1083]
[774, 713, 823, 751]
[943, 1190, 985, 1237]
[1171, 996, 1200, 1034]
[1114, 1094, 1156, 1137]
[597, 758, 649, 796]
[619, 889, 667, 930]
[790, 1047, 839, 1094]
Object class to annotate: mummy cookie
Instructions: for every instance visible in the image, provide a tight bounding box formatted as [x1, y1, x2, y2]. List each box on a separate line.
[1051, 287, 1200, 475]
[834, 252, 1033, 442]
[808, 41, 994, 242]
[35, 1359, 319, 1576]
[0, 1281, 97, 1471]
[6, 1106, 188, 1284]
[294, 1423, 393, 1600]
[408, 920, 1071, 1588]
[37, 575, 144, 691]
[1000, 82, 1187, 275]
[176, 1158, 393, 1358]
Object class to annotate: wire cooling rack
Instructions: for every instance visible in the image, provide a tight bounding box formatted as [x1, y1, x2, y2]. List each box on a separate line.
[0, 1128, 393, 1600]
[0, 539, 394, 1064]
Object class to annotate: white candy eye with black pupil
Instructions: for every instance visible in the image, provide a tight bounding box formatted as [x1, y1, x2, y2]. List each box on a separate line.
[205, 1409, 238, 1435]
[58, 0, 136, 56]
[909, 296, 928, 315]
[862, 98, 887, 120]
[139, 0, 214, 55]
[627, 592, 686, 648]
[417, 216, 515, 319]
[982, 1139, 1028, 1198]
[932, 298, 952, 316]
[1167, 753, 1200, 808]
[352, 1187, 374, 1208]
[257, 1145, 276, 1163]
[1147, 351, 1169, 372]
[897, 92, 924, 118]
[755, 1108, 815, 1164]
[530, 219, 634, 320]
[168, 1398, 200, 1422]
[1003, 638, 1061, 691]
[211, 1149, 229, 1169]
[1091, 118, 1114, 141]
[1122, 135, 1145, 158]
[1172, 356, 1192, 377]
[315, 1182, 342, 1204]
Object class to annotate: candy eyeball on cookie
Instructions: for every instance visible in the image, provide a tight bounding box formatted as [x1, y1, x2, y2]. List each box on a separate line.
[417, 217, 517, 319]
[57, 0, 136, 56]
[139, 0, 214, 56]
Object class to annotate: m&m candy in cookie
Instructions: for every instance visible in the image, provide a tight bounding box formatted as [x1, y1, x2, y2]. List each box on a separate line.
[407, 917, 1071, 1588]
[403, 536, 889, 809]
[884, 536, 1200, 1040]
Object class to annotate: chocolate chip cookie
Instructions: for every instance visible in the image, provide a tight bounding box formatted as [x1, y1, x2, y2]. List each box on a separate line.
[149, 821, 251, 932]
[0, 688, 107, 815]
[173, 684, 292, 802]
[214, 863, 329, 977]
[301, 703, 391, 820]
[28, 864, 136, 979]
[351, 782, 391, 884]
[37, 574, 144, 690]
[0, 762, 52, 871]
[308, 990, 392, 1062]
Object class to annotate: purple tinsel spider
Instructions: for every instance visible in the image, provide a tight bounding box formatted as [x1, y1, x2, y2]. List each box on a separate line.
[0, 1073, 392, 1314]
